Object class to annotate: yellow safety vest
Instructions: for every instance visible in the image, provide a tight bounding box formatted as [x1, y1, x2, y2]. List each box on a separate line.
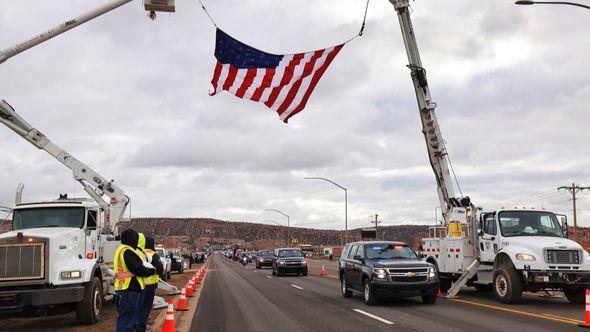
[113, 244, 145, 291]
[144, 248, 160, 286]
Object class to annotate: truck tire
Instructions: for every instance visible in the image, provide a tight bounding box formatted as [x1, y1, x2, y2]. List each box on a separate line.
[341, 278, 353, 298]
[493, 267, 522, 304]
[363, 280, 378, 305]
[76, 277, 103, 325]
[563, 287, 585, 304]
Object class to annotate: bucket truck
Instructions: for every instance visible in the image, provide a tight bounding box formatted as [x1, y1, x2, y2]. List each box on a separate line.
[390, 0, 590, 304]
[0, 0, 177, 323]
[0, 100, 128, 323]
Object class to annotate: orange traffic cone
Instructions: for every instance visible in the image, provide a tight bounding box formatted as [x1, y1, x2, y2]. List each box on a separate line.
[579, 289, 590, 328]
[176, 288, 188, 311]
[195, 276, 201, 285]
[320, 265, 326, 276]
[162, 298, 175, 332]
[437, 288, 443, 297]
[186, 281, 194, 297]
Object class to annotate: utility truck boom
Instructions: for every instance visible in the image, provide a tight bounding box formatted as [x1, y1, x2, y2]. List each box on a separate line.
[0, 100, 128, 233]
[390, 0, 590, 304]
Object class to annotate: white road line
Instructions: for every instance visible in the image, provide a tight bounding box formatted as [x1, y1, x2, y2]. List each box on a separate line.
[290, 284, 303, 290]
[266, 276, 272, 279]
[352, 309, 394, 325]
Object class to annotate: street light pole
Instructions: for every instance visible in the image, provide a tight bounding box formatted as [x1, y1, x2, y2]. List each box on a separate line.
[265, 209, 290, 245]
[304, 177, 348, 244]
[515, 1, 590, 10]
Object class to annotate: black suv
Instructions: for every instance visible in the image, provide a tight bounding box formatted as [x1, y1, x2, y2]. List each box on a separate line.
[272, 248, 308, 276]
[256, 250, 273, 269]
[339, 241, 439, 305]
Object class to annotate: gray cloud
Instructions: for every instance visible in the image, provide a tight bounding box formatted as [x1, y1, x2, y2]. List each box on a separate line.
[0, 0, 589, 230]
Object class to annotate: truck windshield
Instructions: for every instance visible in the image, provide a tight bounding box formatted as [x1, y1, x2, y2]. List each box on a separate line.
[12, 207, 85, 230]
[365, 244, 418, 260]
[278, 250, 303, 258]
[498, 211, 565, 238]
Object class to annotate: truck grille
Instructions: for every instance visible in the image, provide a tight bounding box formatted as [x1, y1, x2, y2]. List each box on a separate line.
[391, 276, 428, 282]
[0, 243, 45, 281]
[546, 250, 579, 264]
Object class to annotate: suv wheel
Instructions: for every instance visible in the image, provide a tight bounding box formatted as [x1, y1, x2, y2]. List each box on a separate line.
[493, 267, 523, 304]
[421, 292, 437, 304]
[363, 280, 378, 305]
[341, 278, 352, 298]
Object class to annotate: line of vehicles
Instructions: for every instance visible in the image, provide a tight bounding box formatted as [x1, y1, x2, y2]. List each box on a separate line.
[224, 247, 309, 277]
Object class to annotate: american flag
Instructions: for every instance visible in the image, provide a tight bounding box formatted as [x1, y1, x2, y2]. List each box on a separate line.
[210, 29, 344, 123]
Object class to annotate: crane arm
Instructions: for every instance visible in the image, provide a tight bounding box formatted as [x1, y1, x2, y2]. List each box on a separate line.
[390, 0, 465, 221]
[0, 99, 128, 233]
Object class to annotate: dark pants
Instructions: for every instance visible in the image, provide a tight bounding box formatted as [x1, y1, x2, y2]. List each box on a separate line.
[115, 291, 141, 332]
[137, 285, 157, 332]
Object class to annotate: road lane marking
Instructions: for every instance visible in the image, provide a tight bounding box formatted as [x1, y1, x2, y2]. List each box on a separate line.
[449, 298, 577, 325]
[291, 284, 303, 290]
[352, 309, 394, 325]
[541, 313, 583, 324]
[266, 276, 272, 279]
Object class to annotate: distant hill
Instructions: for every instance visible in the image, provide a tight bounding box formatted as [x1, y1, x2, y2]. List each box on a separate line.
[119, 218, 431, 250]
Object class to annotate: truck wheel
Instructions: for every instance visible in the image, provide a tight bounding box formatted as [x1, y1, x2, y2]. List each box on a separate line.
[363, 280, 378, 305]
[341, 278, 352, 298]
[493, 267, 522, 304]
[76, 277, 103, 325]
[563, 287, 585, 304]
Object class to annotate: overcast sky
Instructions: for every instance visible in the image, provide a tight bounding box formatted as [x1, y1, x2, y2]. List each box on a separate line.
[0, 0, 589, 230]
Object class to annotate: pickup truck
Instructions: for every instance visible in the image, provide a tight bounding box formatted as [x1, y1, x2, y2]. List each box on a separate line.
[155, 246, 172, 281]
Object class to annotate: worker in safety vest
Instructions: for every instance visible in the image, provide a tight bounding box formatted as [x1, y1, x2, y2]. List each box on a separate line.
[114, 229, 156, 332]
[137, 235, 163, 332]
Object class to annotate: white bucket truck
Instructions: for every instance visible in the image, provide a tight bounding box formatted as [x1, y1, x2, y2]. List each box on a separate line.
[390, 0, 590, 304]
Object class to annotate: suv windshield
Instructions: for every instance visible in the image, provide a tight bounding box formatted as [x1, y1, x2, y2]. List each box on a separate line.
[259, 251, 272, 257]
[365, 244, 418, 260]
[278, 249, 303, 258]
[499, 211, 565, 238]
[13, 207, 85, 230]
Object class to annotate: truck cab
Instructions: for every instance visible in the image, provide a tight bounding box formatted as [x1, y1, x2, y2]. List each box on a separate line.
[0, 195, 116, 324]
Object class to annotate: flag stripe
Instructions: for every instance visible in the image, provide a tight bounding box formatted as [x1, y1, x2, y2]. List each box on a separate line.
[222, 65, 238, 91]
[251, 68, 276, 102]
[281, 45, 344, 122]
[264, 53, 305, 108]
[274, 50, 325, 116]
[210, 61, 223, 95]
[236, 68, 258, 98]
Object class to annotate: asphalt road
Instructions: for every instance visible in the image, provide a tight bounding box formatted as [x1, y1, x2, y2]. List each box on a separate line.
[192, 254, 584, 332]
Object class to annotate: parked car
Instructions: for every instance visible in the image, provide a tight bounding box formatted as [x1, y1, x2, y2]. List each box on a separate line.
[155, 246, 172, 281]
[272, 248, 308, 277]
[339, 241, 439, 305]
[256, 250, 273, 269]
[170, 252, 185, 274]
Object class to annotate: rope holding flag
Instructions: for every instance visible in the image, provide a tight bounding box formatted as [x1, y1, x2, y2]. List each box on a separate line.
[197, 0, 370, 123]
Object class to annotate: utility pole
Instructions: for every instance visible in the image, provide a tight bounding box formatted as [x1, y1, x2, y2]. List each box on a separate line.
[373, 214, 381, 240]
[558, 183, 590, 243]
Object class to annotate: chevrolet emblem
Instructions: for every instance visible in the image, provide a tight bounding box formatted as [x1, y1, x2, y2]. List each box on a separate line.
[407, 272, 414, 277]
